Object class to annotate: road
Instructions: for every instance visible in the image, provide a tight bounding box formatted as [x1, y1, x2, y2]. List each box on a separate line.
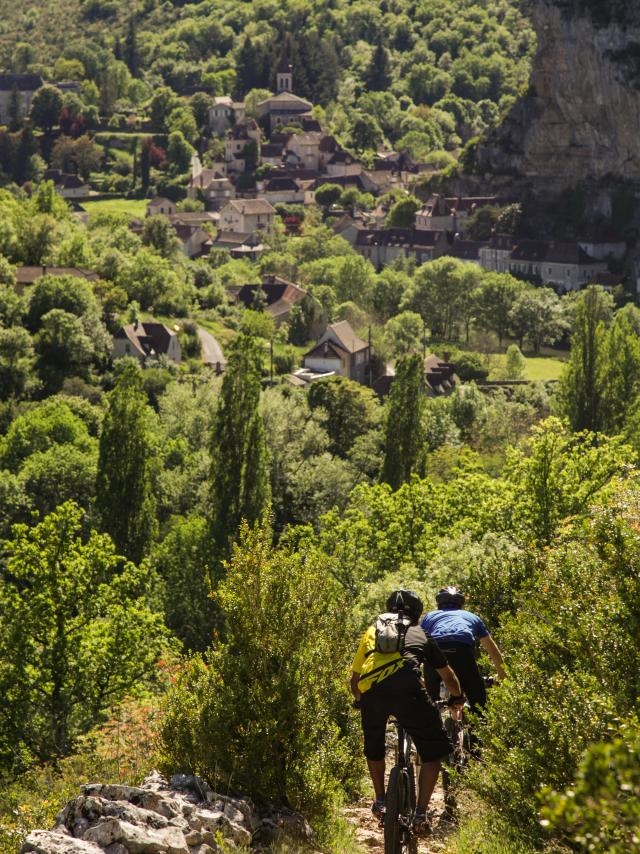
[197, 327, 226, 371]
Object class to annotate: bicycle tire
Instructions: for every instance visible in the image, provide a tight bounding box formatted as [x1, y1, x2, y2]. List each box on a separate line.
[406, 763, 418, 854]
[384, 766, 403, 854]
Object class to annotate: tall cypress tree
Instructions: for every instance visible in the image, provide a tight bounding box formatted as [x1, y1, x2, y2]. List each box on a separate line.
[381, 353, 427, 490]
[365, 43, 392, 92]
[558, 286, 611, 433]
[96, 364, 158, 564]
[209, 335, 270, 561]
[124, 15, 139, 77]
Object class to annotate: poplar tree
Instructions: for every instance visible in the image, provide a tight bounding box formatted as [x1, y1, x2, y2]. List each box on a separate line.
[96, 363, 157, 563]
[124, 15, 139, 77]
[381, 353, 427, 490]
[209, 335, 270, 561]
[558, 286, 613, 432]
[365, 43, 392, 92]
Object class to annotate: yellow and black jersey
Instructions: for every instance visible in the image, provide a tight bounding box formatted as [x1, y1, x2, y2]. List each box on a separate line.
[351, 624, 447, 694]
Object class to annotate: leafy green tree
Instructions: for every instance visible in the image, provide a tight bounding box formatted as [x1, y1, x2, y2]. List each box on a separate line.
[34, 310, 95, 389]
[402, 257, 478, 340]
[307, 376, 379, 457]
[385, 196, 420, 228]
[381, 353, 427, 490]
[141, 215, 180, 258]
[19, 444, 97, 518]
[167, 130, 195, 172]
[124, 15, 139, 77]
[152, 515, 217, 652]
[0, 502, 170, 773]
[602, 303, 640, 434]
[96, 364, 158, 564]
[558, 286, 612, 432]
[508, 287, 567, 354]
[314, 183, 342, 207]
[29, 85, 63, 132]
[0, 327, 36, 400]
[0, 398, 94, 472]
[350, 111, 383, 152]
[474, 272, 524, 344]
[383, 310, 423, 356]
[158, 523, 360, 817]
[502, 344, 526, 380]
[209, 335, 271, 560]
[149, 87, 179, 131]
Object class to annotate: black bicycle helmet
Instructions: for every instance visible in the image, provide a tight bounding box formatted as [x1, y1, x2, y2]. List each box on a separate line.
[386, 589, 424, 621]
[436, 586, 465, 609]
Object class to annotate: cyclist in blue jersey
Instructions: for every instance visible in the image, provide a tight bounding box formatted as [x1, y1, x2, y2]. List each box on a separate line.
[421, 587, 506, 713]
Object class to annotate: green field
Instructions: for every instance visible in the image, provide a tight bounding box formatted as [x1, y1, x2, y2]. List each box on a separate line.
[82, 198, 149, 220]
[489, 354, 566, 382]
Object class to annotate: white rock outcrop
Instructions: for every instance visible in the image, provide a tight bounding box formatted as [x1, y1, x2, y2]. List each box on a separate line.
[20, 772, 259, 854]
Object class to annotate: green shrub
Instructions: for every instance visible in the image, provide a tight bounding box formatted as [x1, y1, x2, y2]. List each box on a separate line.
[158, 524, 362, 820]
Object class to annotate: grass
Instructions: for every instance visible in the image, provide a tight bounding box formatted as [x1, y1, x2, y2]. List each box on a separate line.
[82, 197, 149, 220]
[488, 354, 566, 382]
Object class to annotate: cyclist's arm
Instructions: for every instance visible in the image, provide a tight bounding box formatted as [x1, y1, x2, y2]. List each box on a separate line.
[436, 665, 462, 698]
[350, 671, 362, 701]
[479, 635, 507, 680]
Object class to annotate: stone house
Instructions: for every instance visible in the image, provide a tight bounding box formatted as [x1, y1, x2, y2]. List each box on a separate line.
[259, 176, 306, 205]
[258, 92, 314, 133]
[15, 265, 98, 295]
[0, 73, 42, 123]
[415, 195, 497, 233]
[218, 199, 276, 234]
[227, 274, 309, 327]
[285, 133, 325, 171]
[173, 223, 211, 258]
[211, 230, 264, 259]
[354, 227, 449, 270]
[209, 96, 246, 135]
[325, 150, 362, 178]
[44, 169, 90, 199]
[147, 197, 176, 217]
[304, 321, 371, 385]
[260, 142, 285, 167]
[112, 322, 182, 365]
[224, 120, 261, 174]
[373, 353, 458, 398]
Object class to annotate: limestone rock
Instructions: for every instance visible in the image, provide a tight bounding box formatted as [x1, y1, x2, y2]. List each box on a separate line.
[479, 0, 640, 182]
[83, 819, 188, 854]
[21, 831, 103, 854]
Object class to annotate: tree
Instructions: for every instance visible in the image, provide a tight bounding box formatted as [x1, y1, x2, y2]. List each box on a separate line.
[307, 376, 379, 457]
[152, 515, 217, 652]
[8, 85, 21, 131]
[141, 215, 180, 258]
[209, 335, 271, 560]
[381, 353, 427, 490]
[0, 502, 170, 773]
[601, 304, 640, 434]
[385, 196, 421, 228]
[558, 286, 612, 432]
[350, 112, 383, 152]
[508, 287, 567, 354]
[158, 523, 360, 814]
[384, 310, 424, 356]
[34, 310, 94, 389]
[0, 326, 36, 400]
[474, 272, 524, 344]
[96, 364, 158, 564]
[365, 43, 392, 91]
[149, 87, 179, 131]
[502, 344, 526, 380]
[29, 85, 63, 132]
[124, 15, 139, 77]
[402, 257, 478, 340]
[167, 130, 194, 173]
[314, 183, 342, 208]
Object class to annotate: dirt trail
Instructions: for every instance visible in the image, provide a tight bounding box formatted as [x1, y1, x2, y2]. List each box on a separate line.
[343, 779, 455, 853]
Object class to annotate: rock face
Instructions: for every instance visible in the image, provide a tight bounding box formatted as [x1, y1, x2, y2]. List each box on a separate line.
[479, 0, 640, 181]
[20, 772, 311, 854]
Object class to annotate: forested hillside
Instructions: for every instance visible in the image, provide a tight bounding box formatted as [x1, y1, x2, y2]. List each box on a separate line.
[0, 0, 534, 154]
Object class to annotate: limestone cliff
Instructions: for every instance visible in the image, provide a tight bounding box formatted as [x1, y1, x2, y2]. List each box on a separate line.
[479, 0, 640, 182]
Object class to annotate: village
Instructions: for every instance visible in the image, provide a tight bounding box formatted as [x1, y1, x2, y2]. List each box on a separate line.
[0, 62, 632, 396]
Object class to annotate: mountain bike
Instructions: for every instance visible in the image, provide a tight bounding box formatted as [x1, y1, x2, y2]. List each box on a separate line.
[383, 719, 418, 854]
[437, 677, 494, 816]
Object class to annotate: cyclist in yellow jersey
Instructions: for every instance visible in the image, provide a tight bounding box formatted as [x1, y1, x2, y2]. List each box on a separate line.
[351, 589, 463, 833]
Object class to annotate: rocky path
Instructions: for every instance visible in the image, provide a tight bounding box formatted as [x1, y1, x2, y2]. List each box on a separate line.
[344, 759, 456, 853]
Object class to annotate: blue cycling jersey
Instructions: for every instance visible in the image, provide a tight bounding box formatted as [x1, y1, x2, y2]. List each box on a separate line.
[421, 608, 489, 647]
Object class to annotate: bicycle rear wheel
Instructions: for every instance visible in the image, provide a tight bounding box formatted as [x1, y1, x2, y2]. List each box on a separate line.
[385, 765, 418, 854]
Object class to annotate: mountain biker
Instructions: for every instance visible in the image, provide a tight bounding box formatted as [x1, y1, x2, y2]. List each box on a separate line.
[350, 589, 464, 834]
[421, 587, 506, 714]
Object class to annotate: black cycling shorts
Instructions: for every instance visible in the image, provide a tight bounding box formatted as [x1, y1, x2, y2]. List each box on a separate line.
[359, 673, 451, 762]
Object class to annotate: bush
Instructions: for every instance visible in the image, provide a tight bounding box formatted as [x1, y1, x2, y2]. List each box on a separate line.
[450, 351, 489, 381]
[158, 524, 361, 819]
